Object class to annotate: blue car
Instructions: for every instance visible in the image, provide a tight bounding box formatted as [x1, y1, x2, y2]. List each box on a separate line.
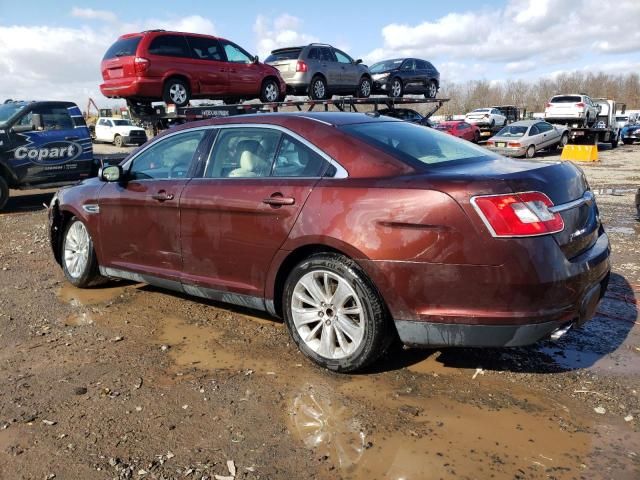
[621, 123, 640, 144]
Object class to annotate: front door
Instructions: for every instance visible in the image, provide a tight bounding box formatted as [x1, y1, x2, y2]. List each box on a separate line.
[334, 49, 358, 88]
[180, 126, 329, 301]
[220, 40, 262, 97]
[97, 129, 208, 280]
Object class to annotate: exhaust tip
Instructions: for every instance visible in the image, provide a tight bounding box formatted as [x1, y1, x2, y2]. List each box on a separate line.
[550, 323, 573, 342]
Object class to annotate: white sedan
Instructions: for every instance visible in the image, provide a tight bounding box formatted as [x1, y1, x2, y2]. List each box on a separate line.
[464, 108, 507, 128]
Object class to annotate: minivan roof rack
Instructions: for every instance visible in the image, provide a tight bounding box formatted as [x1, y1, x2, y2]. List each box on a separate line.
[142, 29, 166, 33]
[308, 43, 333, 47]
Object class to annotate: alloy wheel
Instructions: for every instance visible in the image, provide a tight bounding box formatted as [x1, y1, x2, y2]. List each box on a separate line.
[391, 79, 402, 97]
[265, 82, 278, 102]
[428, 82, 437, 98]
[360, 79, 371, 97]
[64, 221, 90, 279]
[313, 80, 326, 99]
[169, 83, 187, 104]
[291, 270, 365, 360]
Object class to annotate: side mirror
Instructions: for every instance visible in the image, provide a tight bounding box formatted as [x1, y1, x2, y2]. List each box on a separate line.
[252, 55, 259, 64]
[32, 113, 43, 130]
[100, 165, 122, 182]
[355, 58, 362, 64]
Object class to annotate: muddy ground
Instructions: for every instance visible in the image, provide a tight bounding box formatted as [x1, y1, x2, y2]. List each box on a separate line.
[0, 140, 639, 480]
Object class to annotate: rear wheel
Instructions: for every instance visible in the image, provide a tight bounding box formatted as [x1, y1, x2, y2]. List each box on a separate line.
[389, 78, 403, 98]
[525, 144, 536, 158]
[558, 133, 569, 149]
[62, 218, 103, 288]
[282, 253, 392, 372]
[309, 76, 328, 100]
[0, 176, 9, 211]
[162, 78, 190, 107]
[425, 80, 437, 99]
[260, 78, 280, 103]
[113, 135, 123, 148]
[357, 76, 372, 98]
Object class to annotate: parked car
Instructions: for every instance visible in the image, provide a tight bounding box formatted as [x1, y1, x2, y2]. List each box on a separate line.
[93, 117, 147, 147]
[49, 113, 610, 372]
[615, 112, 638, 129]
[265, 44, 371, 100]
[369, 58, 439, 98]
[0, 100, 94, 210]
[376, 108, 433, 127]
[486, 120, 569, 158]
[622, 123, 640, 144]
[464, 108, 507, 128]
[434, 120, 480, 142]
[544, 94, 600, 127]
[100, 30, 286, 107]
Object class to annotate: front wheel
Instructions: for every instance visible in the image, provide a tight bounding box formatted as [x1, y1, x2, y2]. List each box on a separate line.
[282, 253, 392, 372]
[62, 218, 102, 288]
[388, 78, 403, 98]
[260, 79, 280, 103]
[425, 80, 437, 99]
[357, 77, 372, 98]
[162, 78, 190, 107]
[0, 176, 9, 211]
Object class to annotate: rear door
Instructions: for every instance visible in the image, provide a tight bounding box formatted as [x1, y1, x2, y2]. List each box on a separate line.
[179, 126, 330, 300]
[145, 34, 194, 86]
[95, 118, 113, 142]
[400, 59, 417, 92]
[220, 40, 262, 96]
[98, 129, 208, 280]
[333, 48, 358, 88]
[101, 35, 142, 83]
[318, 47, 341, 88]
[186, 35, 229, 96]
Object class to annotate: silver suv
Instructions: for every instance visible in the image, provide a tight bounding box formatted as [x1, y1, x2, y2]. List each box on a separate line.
[265, 44, 372, 100]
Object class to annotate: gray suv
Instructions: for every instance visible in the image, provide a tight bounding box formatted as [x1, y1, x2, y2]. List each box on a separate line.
[265, 44, 372, 100]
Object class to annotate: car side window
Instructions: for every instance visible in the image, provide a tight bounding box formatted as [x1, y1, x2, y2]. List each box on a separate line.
[17, 106, 73, 131]
[529, 125, 540, 135]
[204, 128, 280, 178]
[319, 47, 335, 62]
[537, 122, 553, 133]
[401, 60, 415, 71]
[148, 34, 190, 58]
[128, 130, 206, 180]
[334, 49, 352, 64]
[307, 48, 319, 60]
[187, 36, 224, 61]
[272, 135, 327, 177]
[221, 40, 252, 63]
[98, 118, 109, 126]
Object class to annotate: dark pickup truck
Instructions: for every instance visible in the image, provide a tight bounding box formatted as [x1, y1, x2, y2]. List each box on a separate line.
[0, 100, 97, 210]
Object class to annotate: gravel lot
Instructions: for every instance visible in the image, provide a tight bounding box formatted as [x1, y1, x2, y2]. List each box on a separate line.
[0, 140, 638, 479]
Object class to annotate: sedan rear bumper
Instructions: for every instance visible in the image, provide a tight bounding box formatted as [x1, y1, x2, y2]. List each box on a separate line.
[486, 146, 527, 157]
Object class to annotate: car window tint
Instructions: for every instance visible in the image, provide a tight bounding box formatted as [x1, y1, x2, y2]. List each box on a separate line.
[307, 48, 319, 60]
[529, 125, 540, 135]
[19, 106, 74, 131]
[334, 49, 352, 64]
[187, 36, 224, 61]
[148, 34, 190, 57]
[103, 36, 141, 60]
[343, 121, 493, 167]
[129, 130, 206, 180]
[415, 60, 427, 69]
[538, 122, 554, 132]
[205, 128, 280, 178]
[273, 135, 327, 177]
[319, 47, 335, 62]
[401, 60, 415, 70]
[221, 40, 252, 63]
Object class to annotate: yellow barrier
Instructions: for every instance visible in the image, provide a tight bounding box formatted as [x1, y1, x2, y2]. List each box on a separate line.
[560, 144, 598, 162]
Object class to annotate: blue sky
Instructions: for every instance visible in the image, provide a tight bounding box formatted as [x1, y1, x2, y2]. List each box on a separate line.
[0, 0, 639, 107]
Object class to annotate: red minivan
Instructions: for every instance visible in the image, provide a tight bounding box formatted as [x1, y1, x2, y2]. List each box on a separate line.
[100, 30, 287, 107]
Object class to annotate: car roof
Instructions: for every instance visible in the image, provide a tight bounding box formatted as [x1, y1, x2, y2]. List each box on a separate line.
[120, 30, 224, 41]
[504, 120, 543, 126]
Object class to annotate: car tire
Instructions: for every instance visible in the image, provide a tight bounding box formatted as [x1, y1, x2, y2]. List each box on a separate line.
[162, 78, 190, 107]
[260, 78, 280, 103]
[490, 119, 495, 128]
[357, 76, 372, 98]
[113, 135, 123, 148]
[282, 252, 392, 372]
[309, 76, 328, 100]
[424, 80, 437, 99]
[0, 176, 9, 211]
[473, 131, 480, 143]
[61, 217, 103, 288]
[611, 132, 619, 148]
[558, 133, 569, 149]
[622, 139, 633, 145]
[389, 78, 403, 98]
[525, 144, 536, 158]
[503, 118, 508, 126]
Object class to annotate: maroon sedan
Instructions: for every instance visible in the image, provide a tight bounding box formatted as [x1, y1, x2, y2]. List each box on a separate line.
[49, 113, 610, 372]
[435, 120, 481, 142]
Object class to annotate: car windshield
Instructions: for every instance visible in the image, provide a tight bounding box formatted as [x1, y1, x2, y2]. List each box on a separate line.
[550, 95, 582, 103]
[112, 119, 133, 126]
[0, 102, 27, 124]
[342, 121, 493, 167]
[370, 59, 403, 73]
[495, 125, 528, 137]
[265, 48, 301, 62]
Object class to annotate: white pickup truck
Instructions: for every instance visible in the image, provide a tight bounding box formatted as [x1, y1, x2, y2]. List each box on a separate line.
[94, 117, 147, 147]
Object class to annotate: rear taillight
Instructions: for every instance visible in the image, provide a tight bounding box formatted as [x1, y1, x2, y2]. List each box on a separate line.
[486, 141, 495, 146]
[296, 60, 308, 72]
[576, 102, 585, 108]
[507, 142, 521, 147]
[545, 102, 551, 108]
[484, 114, 489, 118]
[471, 192, 564, 237]
[134, 57, 150, 74]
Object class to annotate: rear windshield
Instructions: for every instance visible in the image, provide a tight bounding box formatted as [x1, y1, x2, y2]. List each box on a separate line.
[342, 121, 493, 168]
[103, 37, 141, 60]
[495, 125, 528, 137]
[265, 49, 302, 62]
[550, 95, 582, 103]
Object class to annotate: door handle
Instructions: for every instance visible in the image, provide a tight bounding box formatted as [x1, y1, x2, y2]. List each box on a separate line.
[151, 191, 174, 202]
[65, 136, 80, 140]
[263, 196, 295, 206]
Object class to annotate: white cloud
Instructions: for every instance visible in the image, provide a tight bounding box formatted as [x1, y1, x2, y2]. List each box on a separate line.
[71, 7, 117, 23]
[253, 14, 317, 59]
[364, 0, 640, 80]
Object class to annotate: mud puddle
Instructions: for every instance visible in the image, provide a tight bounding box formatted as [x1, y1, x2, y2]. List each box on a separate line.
[56, 282, 133, 306]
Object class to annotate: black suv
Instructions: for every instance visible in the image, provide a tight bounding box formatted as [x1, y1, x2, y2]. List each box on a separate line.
[369, 58, 440, 98]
